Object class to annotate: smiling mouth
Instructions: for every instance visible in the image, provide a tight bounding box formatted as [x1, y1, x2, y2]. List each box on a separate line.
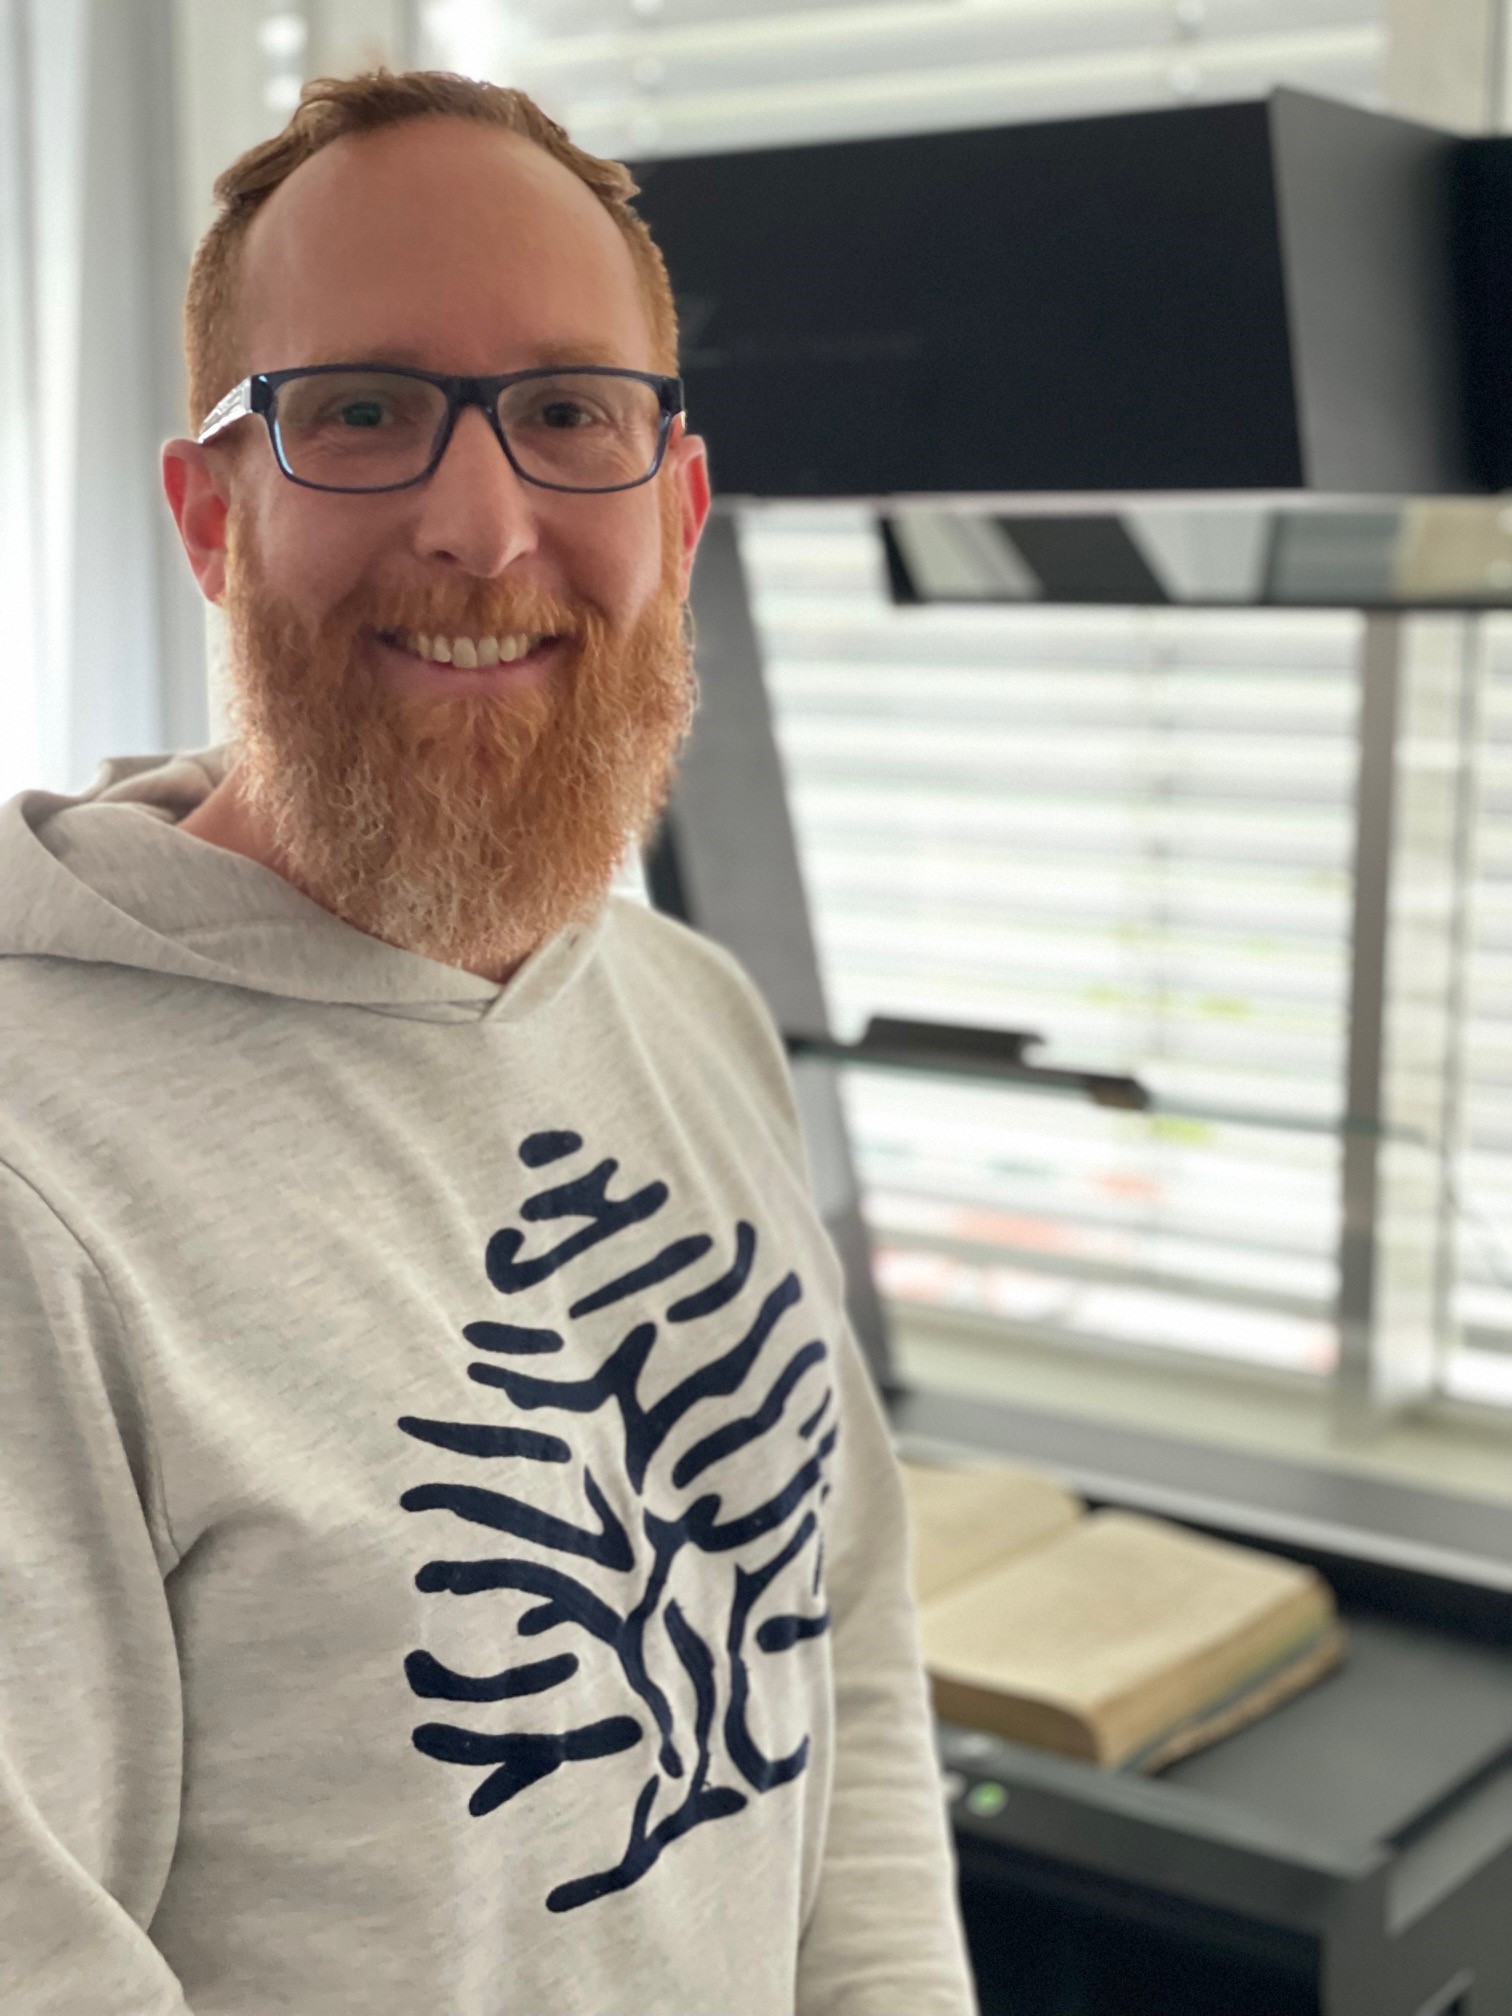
[376, 627, 560, 668]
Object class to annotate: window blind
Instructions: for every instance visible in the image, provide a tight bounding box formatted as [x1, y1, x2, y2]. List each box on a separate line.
[422, 0, 1387, 158]
[742, 509, 1355, 1377]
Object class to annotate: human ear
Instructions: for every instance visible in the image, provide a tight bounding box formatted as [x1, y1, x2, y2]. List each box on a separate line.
[162, 439, 231, 604]
[667, 423, 712, 602]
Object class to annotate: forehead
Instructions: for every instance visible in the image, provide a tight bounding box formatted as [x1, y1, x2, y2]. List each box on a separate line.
[236, 118, 653, 373]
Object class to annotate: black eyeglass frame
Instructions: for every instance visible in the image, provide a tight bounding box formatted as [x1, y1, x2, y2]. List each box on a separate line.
[195, 362, 687, 495]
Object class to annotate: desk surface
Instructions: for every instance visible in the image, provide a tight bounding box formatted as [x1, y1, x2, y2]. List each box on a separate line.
[900, 1387, 1512, 1882]
[1161, 1612, 1512, 1851]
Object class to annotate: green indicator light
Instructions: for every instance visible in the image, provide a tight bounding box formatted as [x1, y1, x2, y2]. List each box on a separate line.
[966, 1780, 1008, 1818]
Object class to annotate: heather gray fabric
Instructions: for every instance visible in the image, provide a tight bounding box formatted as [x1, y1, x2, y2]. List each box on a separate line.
[0, 743, 976, 2016]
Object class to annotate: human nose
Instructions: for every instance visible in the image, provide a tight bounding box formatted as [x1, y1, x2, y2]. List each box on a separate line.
[409, 402, 540, 576]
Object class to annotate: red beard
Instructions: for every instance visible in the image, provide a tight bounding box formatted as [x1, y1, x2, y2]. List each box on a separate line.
[216, 497, 696, 980]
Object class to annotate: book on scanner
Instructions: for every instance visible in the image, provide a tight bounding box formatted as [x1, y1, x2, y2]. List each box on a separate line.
[901, 1459, 1346, 1773]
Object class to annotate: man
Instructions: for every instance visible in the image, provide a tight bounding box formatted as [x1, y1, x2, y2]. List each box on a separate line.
[0, 70, 977, 2016]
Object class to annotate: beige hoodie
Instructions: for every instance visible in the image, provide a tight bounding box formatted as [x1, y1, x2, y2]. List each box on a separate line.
[0, 743, 976, 2016]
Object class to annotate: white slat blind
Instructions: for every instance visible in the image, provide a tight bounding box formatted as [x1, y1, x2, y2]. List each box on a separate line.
[743, 510, 1354, 1376]
[421, 0, 1387, 158]
[425, 0, 1391, 1383]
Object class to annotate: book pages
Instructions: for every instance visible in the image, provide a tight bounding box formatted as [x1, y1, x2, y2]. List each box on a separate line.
[918, 1509, 1337, 1766]
[1126, 1623, 1348, 1774]
[900, 1459, 1085, 1606]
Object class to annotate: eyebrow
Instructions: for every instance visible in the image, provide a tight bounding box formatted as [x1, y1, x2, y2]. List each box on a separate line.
[309, 340, 638, 372]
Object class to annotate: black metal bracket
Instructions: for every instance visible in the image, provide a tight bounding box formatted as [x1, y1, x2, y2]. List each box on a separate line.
[785, 1014, 1150, 1111]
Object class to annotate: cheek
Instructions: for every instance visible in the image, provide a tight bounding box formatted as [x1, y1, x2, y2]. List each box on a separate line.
[247, 494, 387, 616]
[592, 494, 676, 617]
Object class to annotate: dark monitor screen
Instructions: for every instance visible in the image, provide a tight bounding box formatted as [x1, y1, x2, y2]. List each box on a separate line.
[628, 101, 1305, 498]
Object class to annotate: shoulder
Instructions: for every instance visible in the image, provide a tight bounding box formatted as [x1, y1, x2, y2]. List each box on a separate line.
[598, 895, 808, 1165]
[600, 896, 781, 1041]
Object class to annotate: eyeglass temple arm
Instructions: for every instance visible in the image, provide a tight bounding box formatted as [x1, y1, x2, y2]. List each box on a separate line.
[196, 379, 255, 445]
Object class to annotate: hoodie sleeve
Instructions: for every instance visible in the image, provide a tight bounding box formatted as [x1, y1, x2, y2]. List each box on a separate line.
[0, 1159, 192, 2016]
[794, 1315, 980, 2016]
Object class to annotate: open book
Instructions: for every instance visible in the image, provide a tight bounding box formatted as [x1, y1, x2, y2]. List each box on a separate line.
[901, 1458, 1347, 1774]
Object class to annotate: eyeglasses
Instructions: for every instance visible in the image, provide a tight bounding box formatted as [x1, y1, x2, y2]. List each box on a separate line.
[195, 363, 686, 495]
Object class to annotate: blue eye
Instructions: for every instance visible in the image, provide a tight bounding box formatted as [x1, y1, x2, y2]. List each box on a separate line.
[340, 400, 386, 428]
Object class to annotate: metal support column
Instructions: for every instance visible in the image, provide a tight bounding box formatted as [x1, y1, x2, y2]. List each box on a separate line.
[1337, 613, 1476, 1435]
[1337, 614, 1405, 1432]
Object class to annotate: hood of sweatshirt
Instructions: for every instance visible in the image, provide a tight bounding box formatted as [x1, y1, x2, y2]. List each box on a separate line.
[0, 739, 613, 1027]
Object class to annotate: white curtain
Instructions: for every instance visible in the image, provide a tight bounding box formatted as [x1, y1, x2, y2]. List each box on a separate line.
[0, 0, 206, 806]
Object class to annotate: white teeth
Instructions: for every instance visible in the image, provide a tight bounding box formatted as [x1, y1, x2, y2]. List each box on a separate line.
[399, 630, 546, 667]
